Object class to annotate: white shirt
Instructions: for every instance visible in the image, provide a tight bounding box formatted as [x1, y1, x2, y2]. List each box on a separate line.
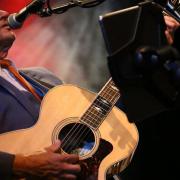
[0, 66, 28, 92]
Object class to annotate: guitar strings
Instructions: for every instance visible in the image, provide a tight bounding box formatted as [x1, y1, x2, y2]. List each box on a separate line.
[67, 89, 120, 156]
[60, 79, 114, 150]
[61, 80, 119, 154]
[60, 97, 109, 152]
[60, 81, 115, 150]
[62, 91, 119, 155]
[60, 80, 120, 155]
[59, 97, 105, 150]
[61, 81, 119, 153]
[64, 107, 109, 154]
[62, 101, 109, 153]
[64, 124, 91, 154]
[72, 90, 120, 156]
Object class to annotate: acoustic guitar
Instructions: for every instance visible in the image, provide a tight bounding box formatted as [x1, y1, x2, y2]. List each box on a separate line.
[0, 78, 139, 180]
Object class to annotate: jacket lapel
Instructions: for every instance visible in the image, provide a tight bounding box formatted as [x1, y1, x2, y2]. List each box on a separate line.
[0, 76, 40, 119]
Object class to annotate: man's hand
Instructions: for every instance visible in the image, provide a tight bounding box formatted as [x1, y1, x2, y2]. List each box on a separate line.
[13, 140, 81, 179]
[164, 15, 180, 44]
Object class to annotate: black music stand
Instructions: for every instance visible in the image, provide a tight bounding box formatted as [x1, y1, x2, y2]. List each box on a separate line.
[99, 1, 179, 122]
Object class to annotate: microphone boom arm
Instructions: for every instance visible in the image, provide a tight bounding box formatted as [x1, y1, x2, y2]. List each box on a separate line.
[38, 0, 106, 17]
[8, 0, 106, 28]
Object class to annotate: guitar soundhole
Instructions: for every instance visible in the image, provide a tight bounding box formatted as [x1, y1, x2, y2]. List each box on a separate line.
[59, 123, 95, 157]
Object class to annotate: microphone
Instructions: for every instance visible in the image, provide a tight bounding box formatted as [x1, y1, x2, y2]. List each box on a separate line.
[8, 0, 46, 29]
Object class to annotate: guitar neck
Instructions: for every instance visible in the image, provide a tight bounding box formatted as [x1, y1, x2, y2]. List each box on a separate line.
[80, 78, 120, 129]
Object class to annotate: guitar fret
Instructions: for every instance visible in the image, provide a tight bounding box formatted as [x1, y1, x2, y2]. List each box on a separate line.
[103, 86, 118, 94]
[95, 98, 111, 108]
[81, 107, 112, 129]
[81, 114, 102, 123]
[85, 109, 106, 120]
[94, 97, 111, 112]
[80, 78, 121, 129]
[81, 115, 102, 129]
[86, 109, 106, 118]
[93, 104, 110, 114]
[100, 92, 119, 104]
[100, 88, 120, 102]
[81, 107, 108, 129]
[101, 84, 118, 95]
[90, 104, 110, 118]
[81, 116, 98, 128]
[101, 84, 119, 96]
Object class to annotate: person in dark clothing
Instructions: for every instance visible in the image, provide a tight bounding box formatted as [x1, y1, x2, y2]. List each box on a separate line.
[118, 13, 180, 180]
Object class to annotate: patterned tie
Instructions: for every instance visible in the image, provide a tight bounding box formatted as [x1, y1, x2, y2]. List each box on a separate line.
[0, 59, 42, 102]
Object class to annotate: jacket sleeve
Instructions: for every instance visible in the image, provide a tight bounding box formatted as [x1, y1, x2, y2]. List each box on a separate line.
[0, 151, 15, 177]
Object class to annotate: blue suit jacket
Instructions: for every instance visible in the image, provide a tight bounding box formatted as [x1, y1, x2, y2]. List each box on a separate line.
[0, 67, 63, 179]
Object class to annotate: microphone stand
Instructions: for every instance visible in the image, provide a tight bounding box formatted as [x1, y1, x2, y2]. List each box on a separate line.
[37, 0, 106, 17]
[38, 2, 77, 17]
[8, 0, 106, 29]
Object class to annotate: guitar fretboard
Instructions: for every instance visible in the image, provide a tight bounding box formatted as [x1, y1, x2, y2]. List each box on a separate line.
[80, 78, 120, 129]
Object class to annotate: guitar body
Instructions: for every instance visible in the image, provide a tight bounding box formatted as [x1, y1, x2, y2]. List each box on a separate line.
[0, 84, 139, 180]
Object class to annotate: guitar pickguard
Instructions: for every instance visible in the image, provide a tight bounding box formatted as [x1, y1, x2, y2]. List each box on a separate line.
[77, 138, 113, 180]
